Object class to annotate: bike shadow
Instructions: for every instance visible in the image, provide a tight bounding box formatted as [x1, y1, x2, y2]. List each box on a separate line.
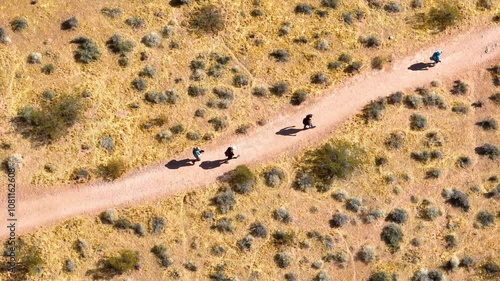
[200, 159, 228, 170]
[408, 62, 435, 71]
[165, 158, 194, 169]
[276, 126, 303, 136]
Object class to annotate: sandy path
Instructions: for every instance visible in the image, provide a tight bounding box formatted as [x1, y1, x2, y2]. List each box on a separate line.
[2, 26, 499, 238]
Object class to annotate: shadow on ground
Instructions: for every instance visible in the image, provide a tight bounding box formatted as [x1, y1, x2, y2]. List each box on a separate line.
[408, 62, 435, 71]
[276, 126, 304, 136]
[165, 159, 194, 169]
[200, 159, 228, 170]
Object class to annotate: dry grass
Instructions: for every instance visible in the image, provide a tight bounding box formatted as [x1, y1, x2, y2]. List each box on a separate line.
[2, 65, 499, 280]
[0, 0, 496, 186]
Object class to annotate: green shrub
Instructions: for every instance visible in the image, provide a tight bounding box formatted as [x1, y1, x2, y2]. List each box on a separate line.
[252, 86, 269, 97]
[363, 98, 385, 121]
[422, 93, 446, 109]
[124, 17, 144, 29]
[360, 35, 381, 48]
[74, 38, 101, 63]
[264, 167, 285, 187]
[190, 5, 225, 33]
[343, 12, 354, 24]
[425, 2, 461, 31]
[64, 258, 76, 273]
[404, 95, 423, 109]
[106, 34, 135, 55]
[229, 165, 255, 194]
[475, 144, 499, 159]
[249, 222, 268, 238]
[274, 252, 292, 268]
[151, 244, 173, 268]
[237, 235, 254, 251]
[385, 132, 404, 149]
[328, 61, 342, 70]
[368, 272, 392, 281]
[208, 117, 228, 131]
[345, 61, 362, 73]
[477, 119, 497, 131]
[272, 230, 295, 246]
[302, 141, 364, 186]
[212, 217, 234, 233]
[41, 64, 55, 75]
[380, 223, 403, 252]
[476, 210, 494, 227]
[291, 90, 308, 105]
[270, 81, 290, 96]
[410, 113, 427, 131]
[358, 246, 376, 263]
[100, 158, 126, 180]
[322, 0, 340, 9]
[270, 49, 291, 62]
[20, 247, 45, 275]
[346, 197, 362, 213]
[489, 93, 500, 105]
[11, 18, 28, 31]
[273, 207, 293, 224]
[371, 56, 387, 70]
[451, 80, 469, 95]
[235, 124, 251, 135]
[330, 213, 349, 228]
[295, 3, 315, 14]
[211, 191, 236, 213]
[387, 91, 403, 105]
[384, 2, 403, 13]
[311, 72, 330, 84]
[233, 74, 249, 87]
[101, 7, 122, 18]
[107, 250, 140, 273]
[15, 95, 83, 143]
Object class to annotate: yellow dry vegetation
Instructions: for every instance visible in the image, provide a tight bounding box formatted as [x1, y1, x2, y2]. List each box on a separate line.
[0, 0, 497, 186]
[2, 66, 498, 280]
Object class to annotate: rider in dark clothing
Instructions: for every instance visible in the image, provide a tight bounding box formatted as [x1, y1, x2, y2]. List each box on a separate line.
[302, 114, 315, 129]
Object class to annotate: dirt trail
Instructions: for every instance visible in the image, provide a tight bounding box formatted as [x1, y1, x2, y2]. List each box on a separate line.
[2, 26, 499, 238]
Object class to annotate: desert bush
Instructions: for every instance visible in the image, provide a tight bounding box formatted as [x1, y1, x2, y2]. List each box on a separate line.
[273, 207, 293, 224]
[411, 151, 431, 163]
[251, 9, 264, 17]
[100, 209, 118, 224]
[235, 124, 250, 135]
[411, 0, 423, 8]
[411, 269, 445, 281]
[211, 190, 236, 213]
[188, 85, 207, 97]
[451, 80, 469, 95]
[475, 144, 499, 159]
[303, 141, 364, 187]
[345, 61, 363, 73]
[183, 261, 198, 272]
[385, 132, 404, 150]
[114, 218, 132, 229]
[294, 171, 314, 191]
[73, 38, 101, 63]
[328, 61, 342, 70]
[249, 222, 268, 238]
[144, 92, 166, 104]
[208, 117, 228, 131]
[360, 35, 381, 48]
[477, 0, 492, 10]
[125, 17, 144, 29]
[211, 245, 225, 256]
[237, 235, 254, 251]
[151, 217, 165, 235]
[486, 185, 500, 199]
[190, 59, 206, 70]
[332, 189, 348, 202]
[384, 2, 403, 13]
[311, 72, 329, 84]
[162, 25, 174, 38]
[338, 53, 352, 63]
[422, 93, 446, 108]
[274, 252, 292, 268]
[404, 95, 423, 109]
[279, 22, 292, 36]
[457, 156, 472, 168]
[476, 210, 494, 227]
[213, 87, 234, 100]
[482, 261, 500, 277]
[368, 272, 392, 281]
[451, 104, 469, 114]
[11, 18, 28, 31]
[233, 74, 249, 88]
[460, 256, 475, 268]
[322, 0, 340, 8]
[19, 247, 45, 276]
[186, 131, 200, 140]
[314, 271, 330, 281]
[15, 95, 83, 143]
[290, 90, 308, 105]
[273, 230, 295, 246]
[489, 93, 500, 104]
[425, 168, 441, 179]
[64, 258, 76, 273]
[141, 32, 161, 47]
[368, 0, 383, 8]
[107, 250, 139, 273]
[106, 34, 135, 55]
[381, 223, 403, 252]
[330, 213, 349, 228]
[270, 81, 290, 96]
[169, 124, 184, 135]
[315, 39, 329, 51]
[101, 136, 115, 152]
[101, 159, 126, 180]
[194, 108, 206, 118]
[357, 246, 376, 263]
[61, 17, 78, 30]
[252, 86, 269, 97]
[477, 119, 497, 130]
[295, 3, 315, 14]
[156, 129, 173, 142]
[270, 49, 291, 62]
[131, 78, 147, 92]
[343, 12, 353, 24]
[264, 167, 285, 187]
[229, 165, 255, 194]
[386, 209, 408, 224]
[101, 7, 122, 18]
[425, 2, 461, 31]
[371, 56, 387, 70]
[419, 203, 442, 221]
[410, 113, 427, 130]
[212, 217, 234, 233]
[444, 234, 457, 249]
[346, 198, 362, 213]
[363, 98, 385, 121]
[442, 188, 469, 211]
[41, 64, 55, 75]
[190, 5, 225, 33]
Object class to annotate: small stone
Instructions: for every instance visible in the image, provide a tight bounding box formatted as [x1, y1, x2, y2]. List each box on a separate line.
[389, 36, 395, 40]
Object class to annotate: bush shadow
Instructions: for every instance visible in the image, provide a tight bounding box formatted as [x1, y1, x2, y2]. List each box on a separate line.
[408, 62, 434, 71]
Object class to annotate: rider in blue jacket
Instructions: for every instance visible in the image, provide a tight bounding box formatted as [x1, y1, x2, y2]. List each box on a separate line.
[430, 50, 442, 64]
